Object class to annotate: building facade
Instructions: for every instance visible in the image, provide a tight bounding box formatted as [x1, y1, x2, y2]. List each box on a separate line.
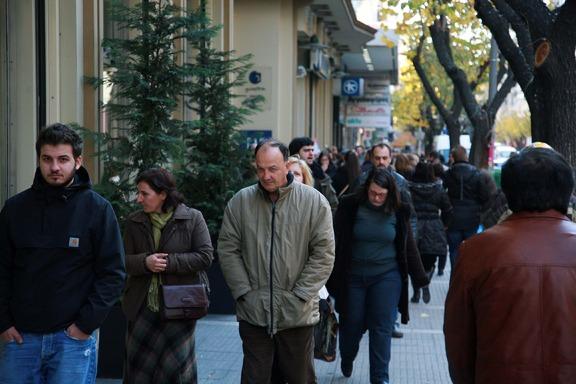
[1, 0, 389, 203]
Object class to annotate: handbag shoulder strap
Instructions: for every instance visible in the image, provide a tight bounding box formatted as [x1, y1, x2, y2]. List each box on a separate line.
[338, 184, 349, 198]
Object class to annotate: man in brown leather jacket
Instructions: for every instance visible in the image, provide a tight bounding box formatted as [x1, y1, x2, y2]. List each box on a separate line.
[444, 146, 576, 384]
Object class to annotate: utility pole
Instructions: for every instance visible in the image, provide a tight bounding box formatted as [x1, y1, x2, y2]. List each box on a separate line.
[487, 37, 498, 167]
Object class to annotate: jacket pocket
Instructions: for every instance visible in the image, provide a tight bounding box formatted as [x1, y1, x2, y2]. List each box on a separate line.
[236, 288, 269, 327]
[276, 289, 317, 330]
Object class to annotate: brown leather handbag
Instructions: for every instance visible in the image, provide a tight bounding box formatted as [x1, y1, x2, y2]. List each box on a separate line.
[159, 283, 209, 320]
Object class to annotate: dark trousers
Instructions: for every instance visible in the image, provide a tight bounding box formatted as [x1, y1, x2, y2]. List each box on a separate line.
[437, 252, 447, 272]
[447, 228, 478, 269]
[421, 253, 439, 272]
[239, 321, 315, 384]
[411, 253, 440, 294]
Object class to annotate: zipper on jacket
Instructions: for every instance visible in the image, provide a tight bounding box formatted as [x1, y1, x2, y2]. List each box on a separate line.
[268, 201, 276, 336]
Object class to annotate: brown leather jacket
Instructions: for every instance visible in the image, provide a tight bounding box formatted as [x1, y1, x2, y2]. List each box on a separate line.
[444, 210, 576, 384]
[122, 204, 213, 321]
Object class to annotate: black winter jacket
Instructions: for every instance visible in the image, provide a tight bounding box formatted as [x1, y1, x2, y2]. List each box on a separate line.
[443, 162, 492, 231]
[409, 180, 452, 255]
[327, 194, 428, 324]
[0, 167, 126, 334]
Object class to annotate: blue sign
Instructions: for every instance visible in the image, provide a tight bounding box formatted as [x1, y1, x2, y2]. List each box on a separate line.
[341, 77, 364, 97]
[249, 71, 262, 84]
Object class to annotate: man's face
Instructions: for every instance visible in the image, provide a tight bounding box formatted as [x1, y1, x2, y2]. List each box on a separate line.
[371, 146, 391, 169]
[38, 144, 82, 187]
[256, 146, 289, 193]
[298, 145, 315, 166]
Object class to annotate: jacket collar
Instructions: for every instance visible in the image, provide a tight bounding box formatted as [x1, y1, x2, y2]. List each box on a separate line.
[31, 166, 91, 202]
[257, 172, 295, 201]
[505, 209, 570, 222]
[130, 203, 190, 223]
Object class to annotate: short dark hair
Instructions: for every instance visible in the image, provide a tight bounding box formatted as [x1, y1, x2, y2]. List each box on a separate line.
[36, 123, 83, 158]
[451, 145, 468, 162]
[432, 162, 445, 179]
[428, 150, 440, 160]
[371, 143, 392, 156]
[413, 162, 436, 183]
[502, 147, 574, 214]
[360, 167, 400, 214]
[288, 137, 314, 156]
[136, 168, 184, 212]
[255, 139, 289, 161]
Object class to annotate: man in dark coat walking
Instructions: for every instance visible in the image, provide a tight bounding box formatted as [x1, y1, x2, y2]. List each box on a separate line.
[443, 145, 493, 267]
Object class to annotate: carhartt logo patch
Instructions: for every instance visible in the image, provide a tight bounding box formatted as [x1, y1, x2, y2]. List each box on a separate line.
[68, 237, 80, 248]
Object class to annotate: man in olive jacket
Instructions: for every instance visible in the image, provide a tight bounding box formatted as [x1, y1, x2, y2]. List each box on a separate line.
[218, 139, 335, 384]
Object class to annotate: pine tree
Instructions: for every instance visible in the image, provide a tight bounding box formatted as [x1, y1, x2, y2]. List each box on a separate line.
[90, 0, 262, 229]
[91, 0, 215, 220]
[177, 0, 263, 237]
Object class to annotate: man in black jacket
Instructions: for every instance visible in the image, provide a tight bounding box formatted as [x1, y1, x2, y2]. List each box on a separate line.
[0, 123, 126, 384]
[444, 145, 493, 269]
[289, 137, 339, 211]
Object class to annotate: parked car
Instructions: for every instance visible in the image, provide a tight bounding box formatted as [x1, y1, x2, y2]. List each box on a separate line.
[493, 144, 518, 169]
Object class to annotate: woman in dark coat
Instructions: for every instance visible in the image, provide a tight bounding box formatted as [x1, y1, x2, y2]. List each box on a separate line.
[332, 150, 361, 196]
[327, 168, 428, 384]
[408, 162, 452, 303]
[122, 168, 213, 384]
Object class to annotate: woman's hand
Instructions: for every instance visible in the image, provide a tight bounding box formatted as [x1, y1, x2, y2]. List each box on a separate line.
[145, 253, 169, 272]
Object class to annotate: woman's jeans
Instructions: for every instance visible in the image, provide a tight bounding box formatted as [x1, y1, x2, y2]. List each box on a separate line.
[339, 268, 402, 384]
[0, 329, 98, 384]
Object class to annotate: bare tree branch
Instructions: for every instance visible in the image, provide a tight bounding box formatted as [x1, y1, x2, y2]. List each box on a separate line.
[412, 34, 454, 124]
[470, 59, 490, 91]
[553, 0, 576, 46]
[430, 18, 484, 123]
[492, 0, 534, 67]
[488, 70, 516, 117]
[474, 0, 533, 92]
[503, 0, 553, 39]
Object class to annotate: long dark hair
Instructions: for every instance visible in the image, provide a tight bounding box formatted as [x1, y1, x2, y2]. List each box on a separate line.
[413, 162, 436, 183]
[360, 168, 401, 214]
[344, 151, 361, 184]
[136, 168, 184, 212]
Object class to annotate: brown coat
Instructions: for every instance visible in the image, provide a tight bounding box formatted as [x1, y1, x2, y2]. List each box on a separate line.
[444, 210, 576, 384]
[122, 204, 213, 321]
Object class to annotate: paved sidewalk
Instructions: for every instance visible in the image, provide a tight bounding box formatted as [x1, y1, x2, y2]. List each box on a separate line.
[98, 270, 451, 384]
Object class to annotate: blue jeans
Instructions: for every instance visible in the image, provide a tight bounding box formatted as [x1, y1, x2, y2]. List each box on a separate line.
[447, 228, 477, 269]
[0, 329, 98, 384]
[339, 269, 402, 384]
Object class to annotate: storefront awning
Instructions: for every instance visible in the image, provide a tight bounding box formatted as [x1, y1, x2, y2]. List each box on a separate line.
[341, 30, 399, 85]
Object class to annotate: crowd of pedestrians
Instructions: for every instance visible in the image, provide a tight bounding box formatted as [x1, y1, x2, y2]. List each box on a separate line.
[1, 123, 575, 384]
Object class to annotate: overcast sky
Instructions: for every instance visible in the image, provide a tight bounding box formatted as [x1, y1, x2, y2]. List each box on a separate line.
[352, 0, 382, 28]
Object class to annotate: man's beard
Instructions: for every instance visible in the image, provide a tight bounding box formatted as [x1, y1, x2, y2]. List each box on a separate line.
[48, 168, 76, 187]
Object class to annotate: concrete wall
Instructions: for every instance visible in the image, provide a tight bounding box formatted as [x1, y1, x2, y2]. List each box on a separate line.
[1, 0, 38, 197]
[234, 0, 296, 144]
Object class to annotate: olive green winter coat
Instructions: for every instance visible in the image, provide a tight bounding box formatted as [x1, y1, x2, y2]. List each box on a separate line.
[218, 179, 335, 335]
